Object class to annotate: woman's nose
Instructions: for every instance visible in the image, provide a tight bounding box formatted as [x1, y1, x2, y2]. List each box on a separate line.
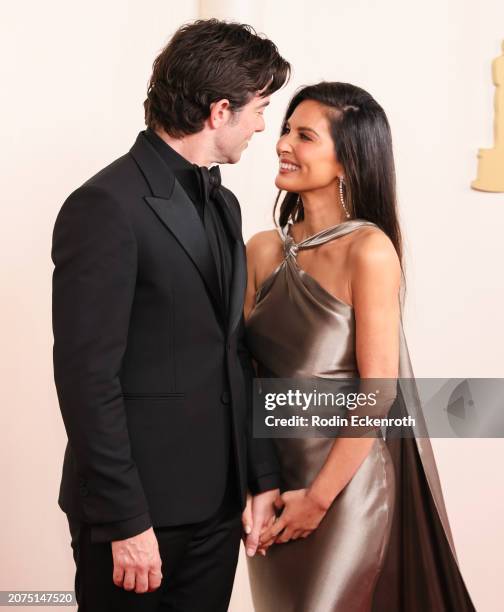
[276, 134, 292, 155]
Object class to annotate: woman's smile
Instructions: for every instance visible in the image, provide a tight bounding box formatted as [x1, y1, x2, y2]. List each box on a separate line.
[279, 158, 301, 174]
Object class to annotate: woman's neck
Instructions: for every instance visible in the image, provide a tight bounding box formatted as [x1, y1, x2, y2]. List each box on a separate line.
[296, 186, 348, 240]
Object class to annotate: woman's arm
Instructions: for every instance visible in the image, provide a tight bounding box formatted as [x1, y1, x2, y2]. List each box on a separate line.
[242, 230, 284, 555]
[307, 230, 401, 507]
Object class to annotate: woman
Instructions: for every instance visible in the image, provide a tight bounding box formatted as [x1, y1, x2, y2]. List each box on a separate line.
[244, 83, 475, 611]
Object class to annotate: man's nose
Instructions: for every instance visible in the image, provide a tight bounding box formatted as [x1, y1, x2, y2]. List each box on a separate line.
[255, 119, 266, 133]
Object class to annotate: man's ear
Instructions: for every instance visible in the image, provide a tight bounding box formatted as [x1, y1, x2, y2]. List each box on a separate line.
[209, 99, 232, 129]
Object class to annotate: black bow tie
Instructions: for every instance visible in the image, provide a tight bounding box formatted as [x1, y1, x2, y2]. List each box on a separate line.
[197, 165, 222, 201]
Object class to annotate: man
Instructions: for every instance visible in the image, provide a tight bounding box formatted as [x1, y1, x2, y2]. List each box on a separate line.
[52, 19, 290, 611]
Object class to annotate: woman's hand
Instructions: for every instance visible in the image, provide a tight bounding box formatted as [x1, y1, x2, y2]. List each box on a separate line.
[260, 488, 328, 546]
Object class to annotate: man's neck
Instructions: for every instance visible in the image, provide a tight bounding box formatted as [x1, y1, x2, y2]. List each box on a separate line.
[154, 127, 215, 167]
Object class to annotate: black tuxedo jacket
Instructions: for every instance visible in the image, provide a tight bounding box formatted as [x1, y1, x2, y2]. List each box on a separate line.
[52, 132, 279, 542]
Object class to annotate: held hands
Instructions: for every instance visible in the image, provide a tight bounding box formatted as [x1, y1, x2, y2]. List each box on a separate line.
[260, 488, 328, 548]
[242, 489, 279, 557]
[111, 527, 163, 593]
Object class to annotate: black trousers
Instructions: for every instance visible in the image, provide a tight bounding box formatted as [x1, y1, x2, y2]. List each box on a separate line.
[67, 477, 242, 612]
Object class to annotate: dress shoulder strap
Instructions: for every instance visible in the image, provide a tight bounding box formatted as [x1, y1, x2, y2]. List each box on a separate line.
[280, 219, 378, 256]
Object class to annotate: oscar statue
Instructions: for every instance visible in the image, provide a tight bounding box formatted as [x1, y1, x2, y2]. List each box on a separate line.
[472, 41, 504, 192]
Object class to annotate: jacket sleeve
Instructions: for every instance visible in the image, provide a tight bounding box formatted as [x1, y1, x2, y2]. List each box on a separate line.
[52, 184, 151, 542]
[236, 316, 281, 494]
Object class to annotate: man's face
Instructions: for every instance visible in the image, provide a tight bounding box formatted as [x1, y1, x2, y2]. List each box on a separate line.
[214, 93, 270, 164]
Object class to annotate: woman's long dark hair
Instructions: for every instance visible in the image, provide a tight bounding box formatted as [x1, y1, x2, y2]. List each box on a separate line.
[274, 82, 403, 264]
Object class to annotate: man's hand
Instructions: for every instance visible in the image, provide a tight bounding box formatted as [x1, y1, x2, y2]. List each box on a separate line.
[111, 527, 163, 593]
[242, 489, 280, 557]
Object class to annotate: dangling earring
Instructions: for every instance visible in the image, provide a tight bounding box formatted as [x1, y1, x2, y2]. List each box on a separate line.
[339, 177, 351, 219]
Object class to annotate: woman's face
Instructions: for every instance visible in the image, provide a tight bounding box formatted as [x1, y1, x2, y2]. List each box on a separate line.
[275, 99, 344, 193]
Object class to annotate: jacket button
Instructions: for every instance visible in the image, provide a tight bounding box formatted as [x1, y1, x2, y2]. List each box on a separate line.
[221, 391, 231, 404]
[79, 486, 89, 497]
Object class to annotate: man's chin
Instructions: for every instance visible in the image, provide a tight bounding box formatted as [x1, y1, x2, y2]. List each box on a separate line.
[227, 152, 242, 164]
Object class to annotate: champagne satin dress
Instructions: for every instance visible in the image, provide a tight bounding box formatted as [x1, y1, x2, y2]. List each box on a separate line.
[245, 220, 475, 612]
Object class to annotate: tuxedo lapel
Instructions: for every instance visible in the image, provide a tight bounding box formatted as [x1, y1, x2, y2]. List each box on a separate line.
[145, 186, 224, 317]
[212, 189, 247, 335]
[130, 133, 224, 320]
[227, 240, 247, 335]
[212, 189, 242, 243]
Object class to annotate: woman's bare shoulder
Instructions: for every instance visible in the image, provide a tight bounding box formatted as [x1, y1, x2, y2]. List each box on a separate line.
[246, 229, 285, 291]
[348, 226, 400, 267]
[344, 225, 402, 293]
[246, 229, 283, 261]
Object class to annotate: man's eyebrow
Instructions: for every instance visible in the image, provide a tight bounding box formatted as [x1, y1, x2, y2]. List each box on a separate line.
[258, 100, 270, 109]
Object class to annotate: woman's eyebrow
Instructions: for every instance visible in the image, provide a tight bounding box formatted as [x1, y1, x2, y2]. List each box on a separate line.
[296, 126, 319, 137]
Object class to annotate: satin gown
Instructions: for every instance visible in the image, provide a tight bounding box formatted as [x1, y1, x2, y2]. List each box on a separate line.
[245, 220, 475, 612]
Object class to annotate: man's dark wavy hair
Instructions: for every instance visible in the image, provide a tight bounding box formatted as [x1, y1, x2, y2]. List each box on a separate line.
[144, 19, 291, 137]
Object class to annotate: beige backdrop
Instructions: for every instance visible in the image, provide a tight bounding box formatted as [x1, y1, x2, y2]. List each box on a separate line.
[1, 1, 503, 611]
